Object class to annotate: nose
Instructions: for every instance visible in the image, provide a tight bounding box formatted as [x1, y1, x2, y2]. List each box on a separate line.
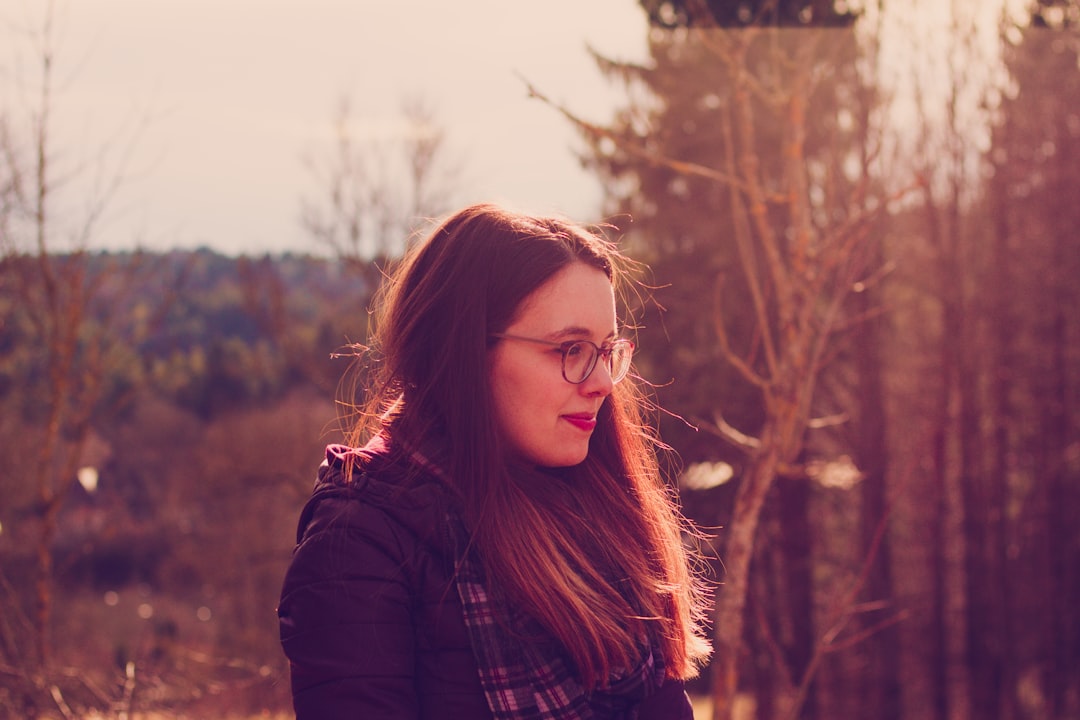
[579, 357, 614, 398]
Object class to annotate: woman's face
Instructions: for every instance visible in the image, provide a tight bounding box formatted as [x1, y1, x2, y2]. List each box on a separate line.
[489, 261, 617, 468]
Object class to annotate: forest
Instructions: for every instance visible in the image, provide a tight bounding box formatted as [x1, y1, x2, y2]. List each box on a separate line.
[2, 1, 1079, 719]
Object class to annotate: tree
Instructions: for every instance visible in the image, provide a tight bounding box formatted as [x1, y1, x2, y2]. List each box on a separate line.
[639, 0, 858, 28]
[0, 2, 157, 713]
[535, 6, 899, 717]
[299, 95, 459, 266]
[983, 7, 1080, 716]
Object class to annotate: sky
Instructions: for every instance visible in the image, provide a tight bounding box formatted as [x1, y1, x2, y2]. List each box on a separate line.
[2, 0, 650, 255]
[2, 0, 1031, 257]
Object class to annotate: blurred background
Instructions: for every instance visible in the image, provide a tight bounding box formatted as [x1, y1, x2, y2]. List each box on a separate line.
[1, 1, 1078, 719]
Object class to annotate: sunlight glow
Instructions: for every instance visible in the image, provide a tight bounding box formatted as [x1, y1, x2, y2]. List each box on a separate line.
[77, 466, 99, 493]
[681, 461, 735, 490]
[807, 456, 864, 490]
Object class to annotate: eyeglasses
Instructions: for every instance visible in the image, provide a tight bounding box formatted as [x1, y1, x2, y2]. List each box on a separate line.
[491, 332, 635, 384]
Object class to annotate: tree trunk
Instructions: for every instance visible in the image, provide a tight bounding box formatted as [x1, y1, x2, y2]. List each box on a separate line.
[1044, 198, 1075, 720]
[987, 147, 1018, 720]
[712, 447, 782, 720]
[777, 476, 816, 720]
[852, 284, 900, 720]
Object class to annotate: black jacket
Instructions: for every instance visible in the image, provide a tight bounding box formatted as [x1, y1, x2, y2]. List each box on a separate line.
[278, 441, 694, 719]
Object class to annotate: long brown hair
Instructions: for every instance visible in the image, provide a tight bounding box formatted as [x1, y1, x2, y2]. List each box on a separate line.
[345, 203, 711, 686]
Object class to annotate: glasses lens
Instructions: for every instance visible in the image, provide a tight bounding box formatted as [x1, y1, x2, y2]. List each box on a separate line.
[562, 341, 597, 384]
[609, 340, 633, 383]
[562, 340, 634, 384]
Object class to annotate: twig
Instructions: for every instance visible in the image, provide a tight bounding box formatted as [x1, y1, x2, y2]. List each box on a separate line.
[48, 685, 74, 720]
[697, 412, 761, 453]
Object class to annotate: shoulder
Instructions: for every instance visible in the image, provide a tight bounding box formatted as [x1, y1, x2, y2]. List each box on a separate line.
[292, 440, 454, 564]
[279, 438, 458, 635]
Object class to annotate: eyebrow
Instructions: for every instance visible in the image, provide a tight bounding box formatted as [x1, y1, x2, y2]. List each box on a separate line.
[548, 326, 619, 342]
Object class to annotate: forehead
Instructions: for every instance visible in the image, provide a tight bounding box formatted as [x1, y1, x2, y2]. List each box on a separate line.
[510, 262, 616, 336]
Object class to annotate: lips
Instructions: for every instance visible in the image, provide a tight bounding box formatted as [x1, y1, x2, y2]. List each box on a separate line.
[562, 414, 597, 432]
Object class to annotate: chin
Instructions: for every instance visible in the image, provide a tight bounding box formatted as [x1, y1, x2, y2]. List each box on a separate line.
[543, 449, 590, 468]
[520, 438, 591, 469]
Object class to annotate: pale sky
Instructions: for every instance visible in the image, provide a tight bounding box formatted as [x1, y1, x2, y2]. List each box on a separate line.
[2, 0, 649, 255]
[3, 0, 1031, 257]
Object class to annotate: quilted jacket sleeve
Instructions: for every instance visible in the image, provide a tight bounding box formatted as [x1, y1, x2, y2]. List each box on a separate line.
[638, 678, 695, 720]
[278, 484, 418, 720]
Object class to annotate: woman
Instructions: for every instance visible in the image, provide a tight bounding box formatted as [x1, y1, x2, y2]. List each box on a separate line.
[278, 204, 711, 719]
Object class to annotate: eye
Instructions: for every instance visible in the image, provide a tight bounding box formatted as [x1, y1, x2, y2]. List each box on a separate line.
[563, 342, 586, 358]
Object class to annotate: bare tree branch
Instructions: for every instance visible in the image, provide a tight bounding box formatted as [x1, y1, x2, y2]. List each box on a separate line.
[522, 78, 750, 193]
[697, 412, 762, 453]
[300, 94, 458, 264]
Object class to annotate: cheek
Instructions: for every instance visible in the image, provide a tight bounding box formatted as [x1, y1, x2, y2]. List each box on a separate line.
[489, 354, 533, 423]
[493, 368, 548, 427]
[490, 356, 568, 456]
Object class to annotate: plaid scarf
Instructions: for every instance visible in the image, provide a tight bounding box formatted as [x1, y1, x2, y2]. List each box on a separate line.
[446, 510, 665, 720]
[406, 444, 666, 718]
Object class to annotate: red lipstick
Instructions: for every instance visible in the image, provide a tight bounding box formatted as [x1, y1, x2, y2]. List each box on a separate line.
[562, 414, 597, 432]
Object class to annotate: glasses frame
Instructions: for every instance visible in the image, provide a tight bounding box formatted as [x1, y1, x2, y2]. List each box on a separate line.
[490, 332, 635, 385]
